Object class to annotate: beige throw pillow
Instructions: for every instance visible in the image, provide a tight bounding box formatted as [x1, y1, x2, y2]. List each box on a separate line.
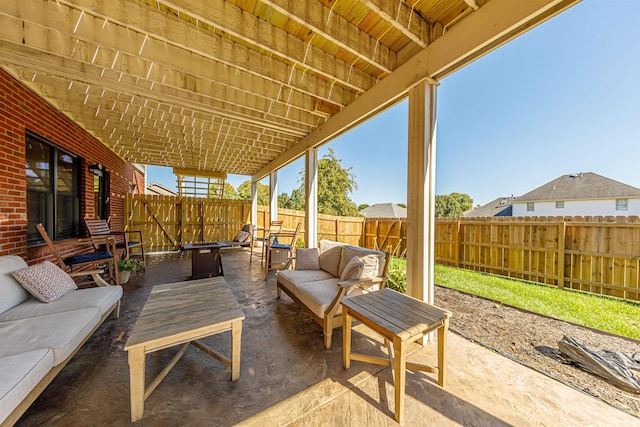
[340, 256, 364, 281]
[295, 248, 320, 270]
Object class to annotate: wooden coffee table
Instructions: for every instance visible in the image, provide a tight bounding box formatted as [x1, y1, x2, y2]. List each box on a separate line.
[341, 288, 451, 423]
[124, 277, 244, 422]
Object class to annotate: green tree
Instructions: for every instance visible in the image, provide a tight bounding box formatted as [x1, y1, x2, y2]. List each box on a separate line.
[222, 182, 237, 199]
[317, 148, 358, 216]
[283, 148, 358, 216]
[396, 203, 407, 208]
[236, 180, 270, 206]
[358, 203, 370, 211]
[278, 192, 290, 209]
[435, 192, 473, 217]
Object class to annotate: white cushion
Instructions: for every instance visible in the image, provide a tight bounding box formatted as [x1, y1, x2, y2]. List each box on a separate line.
[295, 248, 320, 270]
[277, 269, 334, 294]
[0, 349, 54, 425]
[0, 286, 122, 322]
[0, 256, 31, 314]
[295, 279, 379, 319]
[338, 246, 386, 279]
[294, 278, 341, 318]
[318, 240, 346, 277]
[12, 262, 77, 303]
[0, 308, 101, 364]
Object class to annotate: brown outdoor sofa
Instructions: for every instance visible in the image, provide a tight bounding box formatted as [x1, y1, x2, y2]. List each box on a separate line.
[276, 240, 388, 349]
[0, 255, 122, 426]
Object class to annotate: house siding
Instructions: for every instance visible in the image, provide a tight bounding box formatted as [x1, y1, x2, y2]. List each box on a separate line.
[512, 199, 640, 217]
[0, 68, 144, 263]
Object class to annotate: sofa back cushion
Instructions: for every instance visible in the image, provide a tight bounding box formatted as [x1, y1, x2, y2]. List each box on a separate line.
[318, 240, 346, 277]
[338, 246, 386, 279]
[0, 256, 31, 314]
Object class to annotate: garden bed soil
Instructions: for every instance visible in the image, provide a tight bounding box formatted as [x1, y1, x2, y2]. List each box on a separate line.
[434, 286, 640, 419]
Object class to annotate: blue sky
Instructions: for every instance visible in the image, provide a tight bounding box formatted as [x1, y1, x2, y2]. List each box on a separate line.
[147, 0, 640, 208]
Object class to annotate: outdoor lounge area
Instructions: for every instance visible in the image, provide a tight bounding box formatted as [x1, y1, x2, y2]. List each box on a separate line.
[12, 249, 638, 426]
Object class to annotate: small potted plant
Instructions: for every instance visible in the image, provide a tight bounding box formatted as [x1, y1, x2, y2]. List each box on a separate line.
[117, 257, 145, 284]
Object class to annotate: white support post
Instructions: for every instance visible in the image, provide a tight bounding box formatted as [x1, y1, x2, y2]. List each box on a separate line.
[269, 171, 278, 223]
[305, 149, 318, 248]
[406, 80, 437, 306]
[251, 181, 258, 229]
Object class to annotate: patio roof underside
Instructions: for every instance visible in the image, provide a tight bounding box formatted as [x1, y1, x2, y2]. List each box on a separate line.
[0, 0, 579, 180]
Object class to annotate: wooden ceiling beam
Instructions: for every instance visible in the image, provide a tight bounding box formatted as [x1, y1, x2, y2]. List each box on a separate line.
[0, 45, 313, 137]
[258, 0, 394, 74]
[0, 14, 326, 131]
[253, 0, 581, 181]
[60, 0, 373, 93]
[0, 0, 353, 109]
[358, 0, 429, 48]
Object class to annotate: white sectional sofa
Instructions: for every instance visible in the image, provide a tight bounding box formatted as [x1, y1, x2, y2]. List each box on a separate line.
[276, 240, 388, 349]
[0, 255, 122, 426]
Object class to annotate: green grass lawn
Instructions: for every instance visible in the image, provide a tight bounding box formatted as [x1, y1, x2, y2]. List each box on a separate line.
[387, 257, 640, 340]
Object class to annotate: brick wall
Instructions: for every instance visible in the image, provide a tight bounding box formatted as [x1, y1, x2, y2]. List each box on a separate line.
[0, 68, 144, 263]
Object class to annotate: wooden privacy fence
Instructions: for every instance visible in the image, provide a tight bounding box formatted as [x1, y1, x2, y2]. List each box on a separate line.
[436, 216, 640, 302]
[255, 206, 363, 246]
[125, 195, 640, 302]
[125, 194, 251, 252]
[125, 195, 364, 252]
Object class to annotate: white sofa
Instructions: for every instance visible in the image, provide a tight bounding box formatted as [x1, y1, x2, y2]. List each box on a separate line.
[276, 240, 388, 349]
[0, 256, 122, 426]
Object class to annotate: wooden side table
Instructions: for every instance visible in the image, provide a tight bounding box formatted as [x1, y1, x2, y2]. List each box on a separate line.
[341, 288, 451, 424]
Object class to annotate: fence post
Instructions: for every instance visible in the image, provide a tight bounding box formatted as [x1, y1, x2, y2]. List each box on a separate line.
[558, 220, 566, 289]
[455, 220, 461, 268]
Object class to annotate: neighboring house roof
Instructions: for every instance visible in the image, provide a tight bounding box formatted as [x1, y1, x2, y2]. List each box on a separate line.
[516, 173, 640, 202]
[464, 197, 515, 217]
[146, 182, 178, 196]
[359, 203, 407, 218]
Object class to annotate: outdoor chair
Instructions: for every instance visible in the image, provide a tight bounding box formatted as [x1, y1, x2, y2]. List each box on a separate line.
[215, 224, 256, 262]
[36, 223, 120, 286]
[256, 220, 283, 265]
[264, 223, 301, 279]
[85, 218, 145, 265]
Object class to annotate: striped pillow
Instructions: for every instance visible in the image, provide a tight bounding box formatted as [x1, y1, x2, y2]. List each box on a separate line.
[340, 256, 364, 281]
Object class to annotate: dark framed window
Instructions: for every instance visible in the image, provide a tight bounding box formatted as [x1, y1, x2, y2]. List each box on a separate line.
[26, 131, 81, 244]
[90, 163, 109, 220]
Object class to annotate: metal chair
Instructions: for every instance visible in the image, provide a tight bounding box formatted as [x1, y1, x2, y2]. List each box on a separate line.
[264, 223, 301, 279]
[36, 223, 120, 286]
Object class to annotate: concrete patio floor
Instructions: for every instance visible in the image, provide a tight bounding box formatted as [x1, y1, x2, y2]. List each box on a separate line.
[16, 250, 639, 426]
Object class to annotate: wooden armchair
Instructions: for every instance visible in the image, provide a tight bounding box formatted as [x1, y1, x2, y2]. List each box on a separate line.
[36, 223, 120, 286]
[264, 223, 301, 279]
[85, 219, 145, 265]
[256, 220, 283, 265]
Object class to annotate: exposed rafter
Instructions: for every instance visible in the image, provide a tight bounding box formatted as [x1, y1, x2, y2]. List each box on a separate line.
[0, 0, 581, 177]
[360, 0, 430, 48]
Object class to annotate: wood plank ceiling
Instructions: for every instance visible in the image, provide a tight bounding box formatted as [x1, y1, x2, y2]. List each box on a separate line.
[0, 0, 575, 179]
